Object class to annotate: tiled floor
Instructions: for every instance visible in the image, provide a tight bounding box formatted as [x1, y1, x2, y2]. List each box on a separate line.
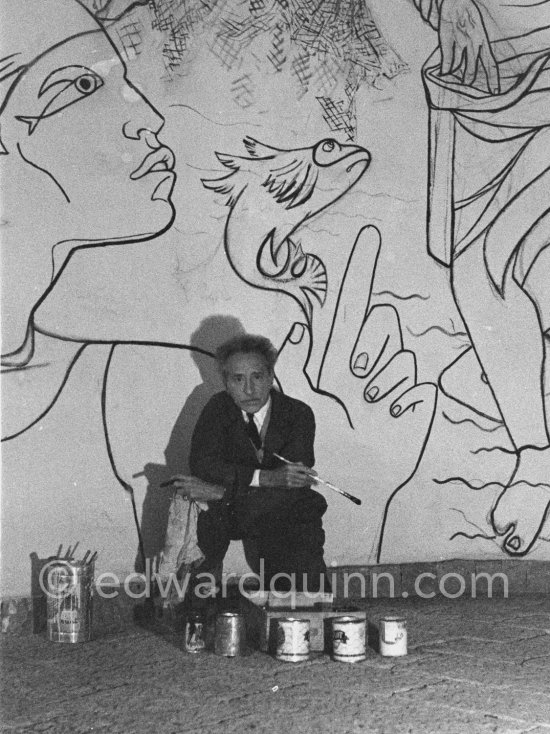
[1, 595, 549, 733]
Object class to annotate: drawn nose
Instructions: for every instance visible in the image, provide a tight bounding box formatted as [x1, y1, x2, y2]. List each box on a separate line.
[122, 84, 164, 141]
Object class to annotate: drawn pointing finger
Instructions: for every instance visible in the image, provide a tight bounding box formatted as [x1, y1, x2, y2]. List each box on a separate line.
[351, 304, 403, 379]
[320, 226, 381, 383]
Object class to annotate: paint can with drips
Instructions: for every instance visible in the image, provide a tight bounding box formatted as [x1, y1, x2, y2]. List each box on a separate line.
[379, 616, 407, 657]
[214, 612, 246, 656]
[331, 616, 367, 663]
[45, 560, 94, 643]
[275, 618, 310, 662]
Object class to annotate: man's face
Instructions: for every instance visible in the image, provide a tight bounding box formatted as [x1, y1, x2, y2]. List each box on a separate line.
[223, 352, 274, 414]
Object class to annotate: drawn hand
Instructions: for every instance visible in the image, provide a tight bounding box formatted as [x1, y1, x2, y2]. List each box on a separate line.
[316, 226, 437, 480]
[276, 226, 437, 557]
[439, 0, 500, 94]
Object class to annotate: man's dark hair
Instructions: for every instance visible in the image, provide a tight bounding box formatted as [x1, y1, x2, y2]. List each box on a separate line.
[216, 334, 278, 375]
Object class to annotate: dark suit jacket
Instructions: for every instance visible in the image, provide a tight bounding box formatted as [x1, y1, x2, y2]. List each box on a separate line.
[189, 388, 319, 526]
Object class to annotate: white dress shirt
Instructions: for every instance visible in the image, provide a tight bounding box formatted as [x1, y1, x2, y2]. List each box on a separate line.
[242, 397, 271, 487]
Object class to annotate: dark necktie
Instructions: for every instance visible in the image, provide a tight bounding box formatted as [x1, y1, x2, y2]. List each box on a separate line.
[246, 412, 262, 451]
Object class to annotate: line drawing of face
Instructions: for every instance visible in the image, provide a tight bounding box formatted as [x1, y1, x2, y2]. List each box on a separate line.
[0, 1, 177, 360]
[223, 352, 274, 414]
[2, 28, 176, 242]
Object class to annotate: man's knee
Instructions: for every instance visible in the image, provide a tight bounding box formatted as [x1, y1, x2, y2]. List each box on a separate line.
[290, 489, 327, 524]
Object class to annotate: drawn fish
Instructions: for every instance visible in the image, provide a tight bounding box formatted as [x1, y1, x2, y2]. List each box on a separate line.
[202, 136, 371, 320]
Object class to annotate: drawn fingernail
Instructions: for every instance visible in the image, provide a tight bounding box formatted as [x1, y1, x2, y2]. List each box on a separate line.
[289, 323, 305, 344]
[507, 535, 521, 552]
[391, 404, 401, 417]
[353, 352, 368, 372]
[365, 386, 378, 401]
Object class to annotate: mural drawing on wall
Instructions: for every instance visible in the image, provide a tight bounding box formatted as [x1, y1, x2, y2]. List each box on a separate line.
[202, 135, 372, 319]
[413, 0, 550, 557]
[1, 0, 549, 596]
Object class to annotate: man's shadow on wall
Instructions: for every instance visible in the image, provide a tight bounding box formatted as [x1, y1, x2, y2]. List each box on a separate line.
[136, 315, 261, 574]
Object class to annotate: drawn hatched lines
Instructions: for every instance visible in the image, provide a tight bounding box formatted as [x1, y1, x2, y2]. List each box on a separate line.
[144, 0, 408, 135]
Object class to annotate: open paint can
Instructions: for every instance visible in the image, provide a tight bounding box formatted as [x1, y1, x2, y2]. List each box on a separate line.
[275, 618, 310, 662]
[331, 616, 367, 662]
[379, 616, 407, 656]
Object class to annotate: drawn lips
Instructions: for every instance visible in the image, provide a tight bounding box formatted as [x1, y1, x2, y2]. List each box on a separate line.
[130, 146, 176, 180]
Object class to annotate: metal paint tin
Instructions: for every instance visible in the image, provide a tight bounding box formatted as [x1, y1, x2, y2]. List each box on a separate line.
[185, 613, 206, 654]
[331, 616, 367, 663]
[46, 560, 94, 643]
[379, 616, 407, 657]
[275, 618, 310, 662]
[214, 612, 246, 656]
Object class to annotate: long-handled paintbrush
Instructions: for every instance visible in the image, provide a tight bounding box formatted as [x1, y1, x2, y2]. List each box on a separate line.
[272, 453, 362, 506]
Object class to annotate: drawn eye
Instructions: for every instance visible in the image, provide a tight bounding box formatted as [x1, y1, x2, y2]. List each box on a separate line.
[74, 74, 101, 96]
[15, 67, 105, 135]
[313, 138, 345, 166]
[40, 71, 103, 120]
[14, 66, 105, 134]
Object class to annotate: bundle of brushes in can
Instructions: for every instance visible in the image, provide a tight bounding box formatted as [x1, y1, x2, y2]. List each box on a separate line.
[44, 544, 97, 643]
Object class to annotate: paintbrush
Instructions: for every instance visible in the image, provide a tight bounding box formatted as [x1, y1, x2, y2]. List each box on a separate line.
[273, 453, 362, 506]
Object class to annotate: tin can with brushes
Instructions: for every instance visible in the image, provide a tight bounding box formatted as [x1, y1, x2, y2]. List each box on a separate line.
[45, 557, 95, 643]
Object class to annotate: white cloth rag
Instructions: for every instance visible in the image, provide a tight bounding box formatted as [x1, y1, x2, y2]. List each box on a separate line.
[157, 494, 207, 579]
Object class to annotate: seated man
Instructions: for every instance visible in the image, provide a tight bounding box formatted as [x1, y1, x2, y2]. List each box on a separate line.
[171, 333, 328, 595]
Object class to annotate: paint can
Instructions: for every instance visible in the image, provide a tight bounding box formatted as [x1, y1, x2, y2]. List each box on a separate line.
[331, 616, 367, 663]
[45, 560, 94, 643]
[379, 616, 407, 657]
[214, 612, 246, 656]
[185, 612, 206, 654]
[275, 618, 310, 662]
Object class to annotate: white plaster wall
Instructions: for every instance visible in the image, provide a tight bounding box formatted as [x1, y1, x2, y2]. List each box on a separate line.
[2, 0, 549, 597]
